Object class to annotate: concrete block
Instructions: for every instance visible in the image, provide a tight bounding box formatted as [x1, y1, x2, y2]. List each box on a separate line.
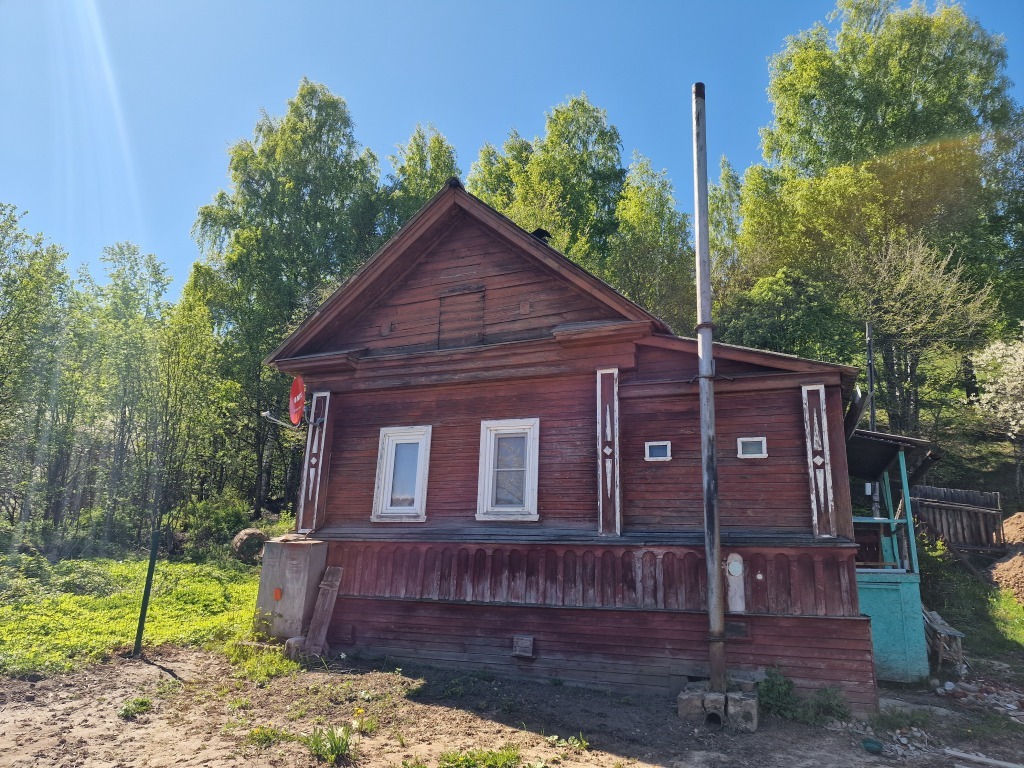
[703, 692, 727, 727]
[677, 691, 705, 722]
[255, 538, 328, 638]
[727, 692, 759, 732]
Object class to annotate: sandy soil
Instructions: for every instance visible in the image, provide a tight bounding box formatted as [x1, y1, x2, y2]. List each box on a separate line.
[2, 647, 1023, 768]
[991, 512, 1024, 601]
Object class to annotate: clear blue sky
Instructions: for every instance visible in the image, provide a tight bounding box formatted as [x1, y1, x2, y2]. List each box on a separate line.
[2, 0, 1021, 294]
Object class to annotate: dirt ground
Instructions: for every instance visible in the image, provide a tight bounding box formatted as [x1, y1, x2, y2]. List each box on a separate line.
[991, 512, 1024, 602]
[2, 647, 1023, 768]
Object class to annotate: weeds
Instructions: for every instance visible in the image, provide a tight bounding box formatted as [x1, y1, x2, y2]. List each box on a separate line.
[757, 668, 850, 725]
[117, 697, 153, 720]
[352, 707, 378, 735]
[545, 733, 589, 752]
[438, 744, 521, 768]
[246, 725, 295, 748]
[225, 637, 300, 686]
[306, 725, 356, 765]
[0, 555, 259, 677]
[870, 706, 934, 732]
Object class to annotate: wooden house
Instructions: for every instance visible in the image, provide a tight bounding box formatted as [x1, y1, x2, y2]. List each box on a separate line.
[265, 179, 877, 713]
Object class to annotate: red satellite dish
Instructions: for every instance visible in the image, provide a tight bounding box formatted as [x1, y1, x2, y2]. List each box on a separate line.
[289, 376, 305, 425]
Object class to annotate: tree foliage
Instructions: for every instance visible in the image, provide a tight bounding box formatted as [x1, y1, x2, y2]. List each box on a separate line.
[468, 94, 626, 273]
[974, 326, 1024, 496]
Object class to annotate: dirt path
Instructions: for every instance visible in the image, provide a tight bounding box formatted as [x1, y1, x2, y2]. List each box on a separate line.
[1, 647, 1022, 768]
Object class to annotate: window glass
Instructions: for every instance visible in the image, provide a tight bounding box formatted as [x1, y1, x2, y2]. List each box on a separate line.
[477, 419, 539, 520]
[372, 425, 431, 521]
[390, 442, 420, 506]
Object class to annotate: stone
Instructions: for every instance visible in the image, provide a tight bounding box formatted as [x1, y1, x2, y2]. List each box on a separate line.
[726, 692, 759, 733]
[677, 691, 705, 723]
[944, 681, 956, 691]
[284, 636, 307, 661]
[958, 682, 979, 693]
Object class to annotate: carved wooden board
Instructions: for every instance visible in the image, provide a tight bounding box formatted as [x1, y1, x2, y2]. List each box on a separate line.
[801, 384, 836, 538]
[298, 391, 333, 533]
[597, 369, 621, 535]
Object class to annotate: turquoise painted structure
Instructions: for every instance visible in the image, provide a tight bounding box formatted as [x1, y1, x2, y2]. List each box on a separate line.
[848, 430, 936, 683]
[856, 571, 930, 682]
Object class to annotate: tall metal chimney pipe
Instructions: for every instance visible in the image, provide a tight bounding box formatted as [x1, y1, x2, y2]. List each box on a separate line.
[692, 82, 726, 693]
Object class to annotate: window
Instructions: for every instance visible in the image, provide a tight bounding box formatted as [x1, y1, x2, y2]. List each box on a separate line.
[737, 436, 768, 459]
[644, 441, 672, 461]
[371, 425, 432, 521]
[477, 418, 540, 521]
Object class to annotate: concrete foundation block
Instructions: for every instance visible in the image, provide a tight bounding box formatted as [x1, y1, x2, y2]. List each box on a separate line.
[727, 692, 759, 732]
[255, 538, 328, 639]
[677, 690, 706, 722]
[703, 692, 727, 726]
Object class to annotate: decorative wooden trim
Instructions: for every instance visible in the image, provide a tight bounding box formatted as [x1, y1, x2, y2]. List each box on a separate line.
[297, 391, 333, 534]
[801, 385, 837, 538]
[597, 369, 622, 535]
[725, 553, 746, 613]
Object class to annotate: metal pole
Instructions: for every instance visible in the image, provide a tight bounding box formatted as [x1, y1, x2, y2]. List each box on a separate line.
[692, 82, 726, 693]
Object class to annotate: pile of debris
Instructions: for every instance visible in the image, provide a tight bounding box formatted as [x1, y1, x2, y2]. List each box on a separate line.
[989, 511, 1024, 602]
[934, 678, 1024, 726]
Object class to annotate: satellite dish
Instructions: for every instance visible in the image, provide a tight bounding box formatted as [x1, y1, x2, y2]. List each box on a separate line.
[289, 376, 305, 425]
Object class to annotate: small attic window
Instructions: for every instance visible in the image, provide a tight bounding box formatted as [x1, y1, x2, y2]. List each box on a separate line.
[645, 441, 672, 461]
[737, 437, 768, 459]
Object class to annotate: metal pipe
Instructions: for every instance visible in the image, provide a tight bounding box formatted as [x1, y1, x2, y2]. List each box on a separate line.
[692, 82, 726, 693]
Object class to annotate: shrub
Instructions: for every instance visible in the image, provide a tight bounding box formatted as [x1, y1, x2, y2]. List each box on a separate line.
[757, 668, 849, 725]
[118, 697, 153, 720]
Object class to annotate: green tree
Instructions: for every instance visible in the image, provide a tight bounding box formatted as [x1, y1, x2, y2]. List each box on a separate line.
[384, 124, 460, 237]
[850, 234, 994, 434]
[468, 94, 625, 273]
[194, 79, 383, 516]
[605, 155, 694, 332]
[708, 157, 742, 302]
[718, 268, 857, 363]
[973, 324, 1024, 496]
[763, 0, 1014, 175]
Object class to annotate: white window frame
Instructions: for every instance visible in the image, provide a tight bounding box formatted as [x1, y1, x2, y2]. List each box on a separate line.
[371, 425, 432, 522]
[737, 436, 768, 459]
[476, 418, 540, 521]
[644, 441, 672, 462]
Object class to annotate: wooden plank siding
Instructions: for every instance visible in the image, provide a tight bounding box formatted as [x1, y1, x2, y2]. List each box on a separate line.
[327, 596, 877, 713]
[620, 388, 827, 533]
[326, 541, 860, 617]
[324, 374, 601, 528]
[327, 222, 619, 357]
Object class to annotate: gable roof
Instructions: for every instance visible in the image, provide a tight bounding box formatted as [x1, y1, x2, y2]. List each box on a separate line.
[266, 178, 672, 364]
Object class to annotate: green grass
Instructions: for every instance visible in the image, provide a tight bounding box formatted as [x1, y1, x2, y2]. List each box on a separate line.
[246, 724, 296, 748]
[0, 553, 260, 677]
[918, 540, 1024, 658]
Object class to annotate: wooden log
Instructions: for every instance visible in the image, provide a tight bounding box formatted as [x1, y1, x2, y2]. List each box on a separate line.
[945, 749, 1024, 768]
[304, 566, 343, 656]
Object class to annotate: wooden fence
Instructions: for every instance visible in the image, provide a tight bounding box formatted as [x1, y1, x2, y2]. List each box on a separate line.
[912, 485, 1004, 550]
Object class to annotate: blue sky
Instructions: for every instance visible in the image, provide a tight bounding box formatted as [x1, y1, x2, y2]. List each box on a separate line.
[2, 0, 1021, 294]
